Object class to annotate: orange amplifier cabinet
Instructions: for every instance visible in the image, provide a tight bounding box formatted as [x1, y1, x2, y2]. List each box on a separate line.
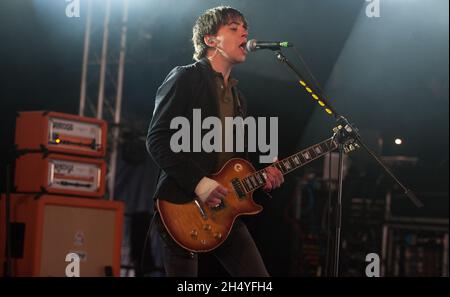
[0, 194, 124, 277]
[15, 153, 106, 198]
[15, 111, 107, 157]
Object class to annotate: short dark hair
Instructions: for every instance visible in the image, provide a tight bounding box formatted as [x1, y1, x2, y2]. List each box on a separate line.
[192, 6, 248, 61]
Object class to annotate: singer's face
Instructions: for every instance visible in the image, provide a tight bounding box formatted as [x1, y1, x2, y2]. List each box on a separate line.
[213, 20, 248, 64]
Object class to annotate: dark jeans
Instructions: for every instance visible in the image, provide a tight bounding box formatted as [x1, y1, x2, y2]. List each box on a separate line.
[153, 212, 269, 277]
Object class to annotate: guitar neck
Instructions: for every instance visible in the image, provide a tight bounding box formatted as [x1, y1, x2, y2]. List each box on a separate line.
[240, 137, 337, 193]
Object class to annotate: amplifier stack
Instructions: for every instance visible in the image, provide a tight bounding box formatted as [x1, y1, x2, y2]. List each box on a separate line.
[14, 111, 107, 197]
[1, 111, 124, 276]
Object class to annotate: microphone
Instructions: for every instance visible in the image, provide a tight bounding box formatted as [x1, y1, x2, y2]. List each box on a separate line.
[246, 39, 293, 52]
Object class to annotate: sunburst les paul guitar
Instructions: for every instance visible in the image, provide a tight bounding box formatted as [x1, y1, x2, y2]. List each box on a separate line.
[157, 126, 359, 252]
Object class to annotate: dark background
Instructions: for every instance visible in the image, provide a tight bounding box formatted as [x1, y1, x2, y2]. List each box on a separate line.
[0, 0, 448, 276]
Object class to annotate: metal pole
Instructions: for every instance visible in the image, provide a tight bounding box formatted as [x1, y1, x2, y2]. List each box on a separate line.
[97, 0, 112, 120]
[381, 190, 392, 276]
[108, 0, 129, 200]
[79, 0, 92, 116]
[332, 143, 344, 277]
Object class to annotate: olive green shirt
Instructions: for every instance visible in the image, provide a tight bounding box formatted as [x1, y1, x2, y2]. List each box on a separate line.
[213, 72, 238, 171]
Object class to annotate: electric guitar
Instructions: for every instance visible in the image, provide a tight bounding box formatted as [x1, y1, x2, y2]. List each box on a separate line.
[156, 126, 359, 252]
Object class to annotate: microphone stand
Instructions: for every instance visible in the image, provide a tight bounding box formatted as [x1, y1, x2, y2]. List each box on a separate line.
[272, 49, 423, 277]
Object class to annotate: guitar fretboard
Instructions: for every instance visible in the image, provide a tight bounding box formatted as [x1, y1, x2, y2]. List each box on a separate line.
[239, 137, 337, 193]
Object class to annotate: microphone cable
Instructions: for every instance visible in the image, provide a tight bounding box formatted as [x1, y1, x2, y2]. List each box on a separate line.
[291, 45, 336, 276]
[292, 46, 326, 99]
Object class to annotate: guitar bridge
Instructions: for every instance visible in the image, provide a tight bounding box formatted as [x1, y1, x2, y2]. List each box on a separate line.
[232, 178, 246, 199]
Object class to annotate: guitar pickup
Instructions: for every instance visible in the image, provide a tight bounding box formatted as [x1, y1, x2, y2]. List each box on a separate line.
[232, 178, 246, 199]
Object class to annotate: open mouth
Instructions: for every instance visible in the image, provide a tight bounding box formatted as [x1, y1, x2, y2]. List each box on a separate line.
[239, 41, 247, 53]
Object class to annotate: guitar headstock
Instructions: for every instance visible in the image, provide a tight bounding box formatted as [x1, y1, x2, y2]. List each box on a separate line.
[333, 124, 360, 154]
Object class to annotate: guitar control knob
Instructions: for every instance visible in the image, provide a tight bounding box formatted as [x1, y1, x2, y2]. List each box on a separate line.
[190, 229, 198, 239]
[200, 239, 207, 245]
[203, 224, 212, 231]
[214, 232, 222, 240]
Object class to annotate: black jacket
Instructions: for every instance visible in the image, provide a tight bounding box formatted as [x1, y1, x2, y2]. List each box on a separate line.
[146, 58, 248, 204]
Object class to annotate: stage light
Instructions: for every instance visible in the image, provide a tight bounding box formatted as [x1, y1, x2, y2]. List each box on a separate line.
[55, 138, 61, 144]
[395, 138, 402, 145]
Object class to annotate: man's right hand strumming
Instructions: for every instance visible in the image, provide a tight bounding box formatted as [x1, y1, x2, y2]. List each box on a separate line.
[195, 177, 229, 207]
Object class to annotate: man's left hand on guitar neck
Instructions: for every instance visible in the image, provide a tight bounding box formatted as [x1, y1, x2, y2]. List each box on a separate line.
[262, 166, 284, 192]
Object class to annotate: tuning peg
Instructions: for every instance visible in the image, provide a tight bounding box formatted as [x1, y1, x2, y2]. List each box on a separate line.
[332, 124, 344, 134]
